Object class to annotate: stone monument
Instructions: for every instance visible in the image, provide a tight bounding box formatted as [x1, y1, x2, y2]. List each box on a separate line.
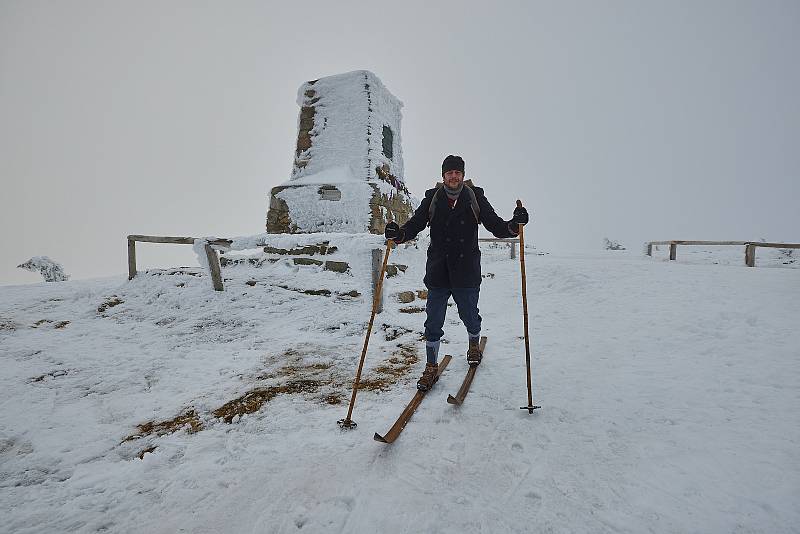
[266, 70, 415, 235]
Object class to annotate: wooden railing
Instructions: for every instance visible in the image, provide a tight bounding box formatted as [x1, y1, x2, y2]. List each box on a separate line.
[127, 235, 232, 291]
[478, 237, 520, 259]
[646, 240, 800, 267]
[128, 235, 523, 293]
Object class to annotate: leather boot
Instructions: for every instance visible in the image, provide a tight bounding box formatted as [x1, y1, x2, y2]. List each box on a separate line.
[467, 338, 482, 365]
[416, 362, 439, 391]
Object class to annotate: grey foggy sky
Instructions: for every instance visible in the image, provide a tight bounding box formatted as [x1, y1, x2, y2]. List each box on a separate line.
[1, 0, 798, 285]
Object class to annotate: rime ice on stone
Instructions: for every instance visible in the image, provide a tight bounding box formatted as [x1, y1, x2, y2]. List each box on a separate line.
[17, 256, 69, 282]
[266, 70, 415, 235]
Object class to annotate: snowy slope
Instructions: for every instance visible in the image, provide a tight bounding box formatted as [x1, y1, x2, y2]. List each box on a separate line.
[1, 243, 798, 534]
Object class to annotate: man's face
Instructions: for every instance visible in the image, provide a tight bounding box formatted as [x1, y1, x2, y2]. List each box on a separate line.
[443, 170, 464, 189]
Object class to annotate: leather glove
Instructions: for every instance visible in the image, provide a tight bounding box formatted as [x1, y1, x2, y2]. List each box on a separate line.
[511, 206, 529, 226]
[384, 221, 404, 242]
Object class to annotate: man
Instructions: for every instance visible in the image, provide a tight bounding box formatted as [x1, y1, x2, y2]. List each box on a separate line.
[384, 155, 529, 391]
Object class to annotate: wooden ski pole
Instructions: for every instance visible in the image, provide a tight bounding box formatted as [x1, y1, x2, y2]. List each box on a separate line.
[338, 239, 395, 429]
[516, 200, 540, 414]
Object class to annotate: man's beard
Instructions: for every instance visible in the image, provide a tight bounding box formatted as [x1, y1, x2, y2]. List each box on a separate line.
[444, 181, 464, 195]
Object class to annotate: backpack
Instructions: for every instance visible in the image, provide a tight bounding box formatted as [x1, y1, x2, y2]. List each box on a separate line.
[428, 179, 480, 226]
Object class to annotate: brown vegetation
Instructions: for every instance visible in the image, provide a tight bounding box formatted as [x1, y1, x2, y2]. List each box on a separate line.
[123, 409, 203, 442]
[356, 344, 419, 391]
[98, 297, 123, 313]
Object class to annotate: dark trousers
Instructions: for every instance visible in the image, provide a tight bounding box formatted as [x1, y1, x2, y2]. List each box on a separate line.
[424, 286, 481, 343]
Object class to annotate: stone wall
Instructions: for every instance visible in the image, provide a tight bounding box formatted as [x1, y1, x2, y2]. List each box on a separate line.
[266, 185, 293, 234]
[266, 182, 414, 235]
[368, 184, 414, 233]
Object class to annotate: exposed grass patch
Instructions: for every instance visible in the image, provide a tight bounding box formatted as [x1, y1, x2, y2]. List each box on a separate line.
[122, 343, 417, 442]
[97, 297, 123, 313]
[356, 344, 419, 391]
[213, 380, 323, 423]
[382, 324, 412, 341]
[214, 353, 337, 423]
[31, 319, 70, 329]
[282, 348, 301, 358]
[123, 409, 203, 442]
[324, 393, 344, 405]
[399, 306, 426, 314]
[255, 359, 332, 382]
[279, 361, 331, 375]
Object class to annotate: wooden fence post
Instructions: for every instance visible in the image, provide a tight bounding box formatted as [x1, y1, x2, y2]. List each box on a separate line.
[745, 244, 756, 267]
[204, 244, 224, 291]
[371, 248, 384, 314]
[644, 240, 797, 267]
[128, 238, 137, 280]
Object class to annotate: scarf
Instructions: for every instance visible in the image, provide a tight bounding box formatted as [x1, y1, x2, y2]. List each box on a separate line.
[443, 182, 463, 207]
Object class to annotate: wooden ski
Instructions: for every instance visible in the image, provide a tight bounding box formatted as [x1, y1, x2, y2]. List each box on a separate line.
[373, 355, 452, 444]
[446, 336, 488, 406]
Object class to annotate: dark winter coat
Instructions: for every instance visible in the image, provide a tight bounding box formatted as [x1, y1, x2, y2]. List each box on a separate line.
[400, 183, 517, 288]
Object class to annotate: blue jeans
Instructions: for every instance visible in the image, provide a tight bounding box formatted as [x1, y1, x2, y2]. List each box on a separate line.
[424, 287, 481, 343]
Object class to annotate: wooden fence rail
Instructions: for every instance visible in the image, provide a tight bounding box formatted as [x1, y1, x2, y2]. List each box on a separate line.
[127, 235, 232, 291]
[646, 240, 800, 267]
[478, 237, 520, 259]
[128, 235, 523, 293]
[402, 237, 520, 258]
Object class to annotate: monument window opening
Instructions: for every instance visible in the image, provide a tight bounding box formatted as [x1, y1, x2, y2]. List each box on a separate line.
[382, 126, 394, 160]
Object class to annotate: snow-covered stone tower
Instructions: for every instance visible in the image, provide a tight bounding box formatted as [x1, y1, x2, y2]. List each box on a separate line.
[266, 70, 415, 234]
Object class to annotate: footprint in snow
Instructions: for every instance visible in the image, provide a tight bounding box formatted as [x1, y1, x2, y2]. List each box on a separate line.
[525, 491, 543, 509]
[511, 442, 524, 453]
[330, 495, 355, 512]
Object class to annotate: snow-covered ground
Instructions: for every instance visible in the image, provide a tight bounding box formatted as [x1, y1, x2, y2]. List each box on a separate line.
[1, 242, 798, 533]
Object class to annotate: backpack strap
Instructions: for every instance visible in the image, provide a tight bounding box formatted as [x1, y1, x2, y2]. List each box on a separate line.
[427, 183, 444, 226]
[427, 181, 480, 225]
[463, 180, 481, 224]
